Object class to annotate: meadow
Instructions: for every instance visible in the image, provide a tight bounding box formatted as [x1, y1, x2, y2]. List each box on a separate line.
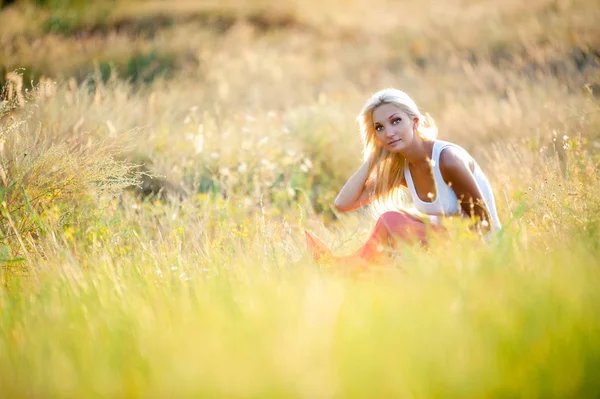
[1, 0, 600, 397]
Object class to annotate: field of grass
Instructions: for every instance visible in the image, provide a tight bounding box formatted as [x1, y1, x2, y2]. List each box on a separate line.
[1, 0, 600, 397]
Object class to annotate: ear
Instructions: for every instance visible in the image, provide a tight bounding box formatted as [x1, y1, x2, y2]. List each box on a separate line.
[413, 117, 419, 130]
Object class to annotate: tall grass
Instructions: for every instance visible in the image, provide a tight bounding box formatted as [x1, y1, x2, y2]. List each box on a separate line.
[0, 76, 139, 258]
[1, 0, 600, 397]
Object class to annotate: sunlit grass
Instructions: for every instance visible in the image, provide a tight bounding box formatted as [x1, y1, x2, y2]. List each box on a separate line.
[1, 0, 600, 396]
[1, 209, 600, 397]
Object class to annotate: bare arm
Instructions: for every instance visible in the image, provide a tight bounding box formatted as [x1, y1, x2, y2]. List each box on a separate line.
[334, 161, 375, 212]
[439, 148, 491, 234]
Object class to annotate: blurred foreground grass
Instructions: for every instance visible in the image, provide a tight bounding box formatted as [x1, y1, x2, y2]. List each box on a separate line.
[1, 0, 600, 397]
[2, 230, 600, 397]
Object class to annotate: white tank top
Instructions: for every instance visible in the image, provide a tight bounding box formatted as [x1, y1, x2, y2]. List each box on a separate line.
[404, 140, 502, 233]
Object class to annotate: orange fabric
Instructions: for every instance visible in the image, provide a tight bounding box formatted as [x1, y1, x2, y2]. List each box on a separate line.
[306, 211, 443, 267]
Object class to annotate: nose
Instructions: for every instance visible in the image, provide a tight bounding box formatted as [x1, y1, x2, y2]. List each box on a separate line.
[385, 125, 396, 138]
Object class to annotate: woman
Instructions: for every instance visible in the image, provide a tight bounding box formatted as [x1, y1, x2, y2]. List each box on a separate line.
[306, 88, 501, 265]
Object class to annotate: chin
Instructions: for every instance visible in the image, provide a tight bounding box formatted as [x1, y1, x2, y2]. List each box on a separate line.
[387, 144, 406, 153]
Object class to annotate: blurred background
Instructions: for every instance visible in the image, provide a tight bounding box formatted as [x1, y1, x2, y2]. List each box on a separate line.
[1, 0, 598, 213]
[1, 1, 600, 397]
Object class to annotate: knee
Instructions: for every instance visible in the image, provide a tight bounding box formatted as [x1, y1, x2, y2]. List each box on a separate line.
[376, 211, 414, 231]
[378, 211, 411, 223]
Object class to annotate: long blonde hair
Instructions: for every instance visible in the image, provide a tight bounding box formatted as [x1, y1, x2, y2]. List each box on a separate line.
[356, 88, 438, 208]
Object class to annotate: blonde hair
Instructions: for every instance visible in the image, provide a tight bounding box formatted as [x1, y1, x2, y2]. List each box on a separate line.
[356, 88, 438, 208]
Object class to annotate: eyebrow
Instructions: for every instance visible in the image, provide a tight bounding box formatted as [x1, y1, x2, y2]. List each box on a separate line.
[373, 113, 399, 125]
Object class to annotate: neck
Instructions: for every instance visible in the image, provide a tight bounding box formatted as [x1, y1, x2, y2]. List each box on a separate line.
[401, 137, 433, 165]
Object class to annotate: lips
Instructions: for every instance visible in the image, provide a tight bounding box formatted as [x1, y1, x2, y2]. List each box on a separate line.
[388, 139, 401, 145]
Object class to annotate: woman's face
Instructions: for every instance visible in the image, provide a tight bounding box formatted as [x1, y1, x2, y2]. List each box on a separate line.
[372, 103, 417, 153]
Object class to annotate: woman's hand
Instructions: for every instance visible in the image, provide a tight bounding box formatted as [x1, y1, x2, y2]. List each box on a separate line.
[334, 161, 375, 212]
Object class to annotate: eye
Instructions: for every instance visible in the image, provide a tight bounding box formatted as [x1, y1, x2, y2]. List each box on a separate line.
[375, 125, 383, 132]
[392, 117, 402, 124]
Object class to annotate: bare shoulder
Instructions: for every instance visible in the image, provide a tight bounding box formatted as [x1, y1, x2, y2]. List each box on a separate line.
[438, 146, 474, 183]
